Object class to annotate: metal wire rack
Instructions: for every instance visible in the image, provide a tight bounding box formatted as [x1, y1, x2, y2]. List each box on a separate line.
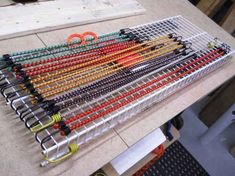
[0, 15, 234, 166]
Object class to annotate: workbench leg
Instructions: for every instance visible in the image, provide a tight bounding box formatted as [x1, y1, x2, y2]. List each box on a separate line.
[200, 104, 235, 145]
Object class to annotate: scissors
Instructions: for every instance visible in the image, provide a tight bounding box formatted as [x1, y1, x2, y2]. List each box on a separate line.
[66, 31, 98, 47]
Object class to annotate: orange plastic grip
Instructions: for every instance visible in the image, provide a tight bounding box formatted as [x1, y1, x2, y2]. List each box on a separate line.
[82, 31, 98, 43]
[66, 33, 85, 46]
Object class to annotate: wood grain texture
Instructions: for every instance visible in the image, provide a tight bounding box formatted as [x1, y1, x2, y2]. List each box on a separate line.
[197, 0, 226, 16]
[0, 0, 145, 40]
[199, 78, 235, 126]
[221, 3, 235, 34]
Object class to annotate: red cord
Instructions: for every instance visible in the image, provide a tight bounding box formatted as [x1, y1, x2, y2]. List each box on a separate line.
[58, 49, 220, 127]
[23, 41, 136, 77]
[56, 49, 222, 133]
[68, 52, 221, 131]
[21, 40, 134, 68]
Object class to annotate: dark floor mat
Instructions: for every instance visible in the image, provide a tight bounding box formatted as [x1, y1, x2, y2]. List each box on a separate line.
[140, 141, 210, 176]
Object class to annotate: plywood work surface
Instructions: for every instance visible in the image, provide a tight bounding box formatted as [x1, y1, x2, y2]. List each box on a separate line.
[0, 0, 234, 176]
[0, 0, 145, 40]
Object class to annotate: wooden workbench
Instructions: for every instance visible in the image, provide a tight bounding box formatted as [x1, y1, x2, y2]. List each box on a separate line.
[0, 0, 234, 176]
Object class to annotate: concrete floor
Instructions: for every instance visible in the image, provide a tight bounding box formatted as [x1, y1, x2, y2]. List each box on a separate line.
[179, 102, 235, 176]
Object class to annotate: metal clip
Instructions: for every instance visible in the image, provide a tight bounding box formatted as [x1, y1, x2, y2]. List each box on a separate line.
[31, 114, 61, 133]
[41, 143, 79, 166]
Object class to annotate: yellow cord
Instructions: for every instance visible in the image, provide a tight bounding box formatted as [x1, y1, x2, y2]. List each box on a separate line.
[44, 143, 79, 163]
[41, 43, 182, 98]
[31, 113, 61, 133]
[30, 35, 171, 84]
[33, 39, 175, 89]
[37, 41, 179, 94]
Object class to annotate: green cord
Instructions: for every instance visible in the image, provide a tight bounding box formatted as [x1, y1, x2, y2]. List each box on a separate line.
[13, 34, 123, 63]
[0, 31, 127, 71]
[11, 32, 120, 62]
[16, 37, 129, 64]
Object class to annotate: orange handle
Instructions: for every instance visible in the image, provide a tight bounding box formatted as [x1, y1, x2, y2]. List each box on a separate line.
[82, 31, 98, 43]
[66, 33, 85, 46]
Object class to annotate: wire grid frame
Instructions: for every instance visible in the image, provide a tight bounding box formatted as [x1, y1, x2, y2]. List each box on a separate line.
[0, 16, 234, 165]
[25, 15, 206, 103]
[1, 34, 133, 127]
[3, 16, 187, 124]
[37, 16, 234, 165]
[40, 45, 233, 166]
[129, 15, 204, 41]
[8, 35, 130, 98]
